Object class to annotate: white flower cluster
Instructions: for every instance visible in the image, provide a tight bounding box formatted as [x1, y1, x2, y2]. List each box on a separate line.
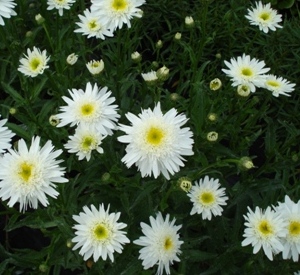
[242, 195, 300, 261]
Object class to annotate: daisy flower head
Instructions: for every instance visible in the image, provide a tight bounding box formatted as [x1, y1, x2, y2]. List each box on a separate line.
[64, 124, 104, 161]
[263, 74, 296, 97]
[18, 47, 50, 77]
[187, 176, 228, 220]
[74, 9, 114, 40]
[86, 59, 104, 75]
[47, 0, 75, 16]
[245, 1, 282, 33]
[0, 0, 17, 25]
[91, 0, 146, 31]
[72, 204, 130, 262]
[222, 53, 270, 92]
[141, 70, 158, 85]
[117, 102, 194, 179]
[0, 116, 15, 153]
[242, 206, 288, 261]
[57, 82, 120, 136]
[133, 212, 183, 275]
[276, 195, 300, 262]
[0, 136, 68, 212]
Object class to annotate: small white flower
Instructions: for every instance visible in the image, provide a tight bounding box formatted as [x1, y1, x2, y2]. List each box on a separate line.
[187, 176, 228, 220]
[222, 53, 270, 92]
[91, 0, 146, 31]
[242, 206, 288, 260]
[0, 0, 17, 26]
[141, 70, 158, 84]
[74, 9, 114, 39]
[66, 53, 78, 65]
[245, 1, 282, 33]
[118, 102, 194, 179]
[72, 204, 130, 262]
[0, 116, 15, 153]
[263, 74, 296, 97]
[47, 0, 75, 16]
[276, 195, 300, 262]
[134, 212, 183, 275]
[0, 136, 68, 212]
[64, 124, 104, 161]
[86, 59, 104, 75]
[18, 47, 50, 77]
[57, 82, 120, 136]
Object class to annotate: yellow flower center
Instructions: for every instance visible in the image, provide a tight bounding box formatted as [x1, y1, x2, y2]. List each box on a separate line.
[29, 58, 41, 71]
[146, 126, 165, 146]
[199, 192, 215, 205]
[241, 67, 253, 77]
[258, 220, 273, 236]
[88, 20, 99, 31]
[93, 224, 109, 240]
[81, 103, 95, 116]
[289, 221, 300, 236]
[92, 62, 100, 68]
[259, 12, 270, 21]
[112, 0, 128, 11]
[18, 162, 34, 183]
[81, 136, 95, 151]
[163, 236, 174, 251]
[266, 80, 280, 88]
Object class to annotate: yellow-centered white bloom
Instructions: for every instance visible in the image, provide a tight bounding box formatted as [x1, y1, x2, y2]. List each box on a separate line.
[117, 102, 194, 179]
[47, 0, 75, 16]
[57, 82, 120, 136]
[134, 212, 183, 275]
[0, 116, 15, 153]
[64, 124, 104, 161]
[242, 206, 288, 261]
[74, 9, 114, 39]
[245, 1, 282, 33]
[91, 0, 146, 31]
[0, 0, 17, 25]
[276, 196, 300, 262]
[86, 59, 104, 75]
[187, 176, 228, 220]
[0, 136, 68, 212]
[222, 54, 270, 92]
[72, 204, 130, 262]
[18, 47, 50, 77]
[263, 74, 296, 97]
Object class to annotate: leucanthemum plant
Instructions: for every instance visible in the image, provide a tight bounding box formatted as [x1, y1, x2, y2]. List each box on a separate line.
[47, 0, 75, 16]
[0, 115, 15, 153]
[72, 204, 130, 262]
[0, 136, 68, 212]
[118, 102, 194, 179]
[18, 47, 50, 77]
[263, 74, 296, 97]
[134, 212, 183, 275]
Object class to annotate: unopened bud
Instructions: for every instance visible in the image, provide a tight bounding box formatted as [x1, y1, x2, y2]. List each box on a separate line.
[207, 131, 218, 142]
[177, 177, 192, 192]
[156, 65, 169, 81]
[210, 78, 222, 91]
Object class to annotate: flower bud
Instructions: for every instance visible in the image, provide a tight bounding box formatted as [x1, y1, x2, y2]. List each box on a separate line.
[131, 51, 142, 63]
[156, 40, 163, 49]
[156, 65, 169, 81]
[239, 157, 254, 171]
[86, 59, 104, 75]
[9, 108, 17, 115]
[49, 115, 60, 126]
[185, 16, 194, 27]
[174, 32, 182, 40]
[177, 177, 192, 192]
[141, 70, 158, 85]
[207, 113, 218, 122]
[207, 131, 218, 142]
[237, 84, 251, 97]
[35, 14, 45, 25]
[66, 53, 78, 65]
[210, 78, 222, 91]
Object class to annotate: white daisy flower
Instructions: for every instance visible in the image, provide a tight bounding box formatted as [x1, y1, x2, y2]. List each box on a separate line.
[91, 0, 146, 31]
[0, 0, 17, 26]
[57, 82, 120, 136]
[117, 102, 194, 179]
[74, 9, 114, 39]
[141, 70, 158, 85]
[0, 116, 15, 153]
[86, 59, 104, 75]
[133, 212, 183, 275]
[64, 124, 104, 161]
[47, 0, 75, 16]
[245, 1, 282, 33]
[276, 195, 300, 262]
[0, 136, 68, 212]
[222, 53, 270, 92]
[72, 204, 130, 262]
[187, 176, 228, 220]
[18, 47, 50, 77]
[242, 206, 288, 261]
[263, 74, 296, 97]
